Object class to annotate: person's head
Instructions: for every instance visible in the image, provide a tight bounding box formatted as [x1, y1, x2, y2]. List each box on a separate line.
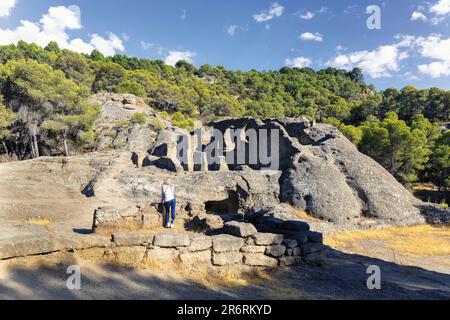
[164, 178, 171, 185]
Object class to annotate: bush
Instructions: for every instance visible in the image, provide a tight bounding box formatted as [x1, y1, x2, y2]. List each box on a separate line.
[130, 112, 147, 125]
[172, 112, 195, 131]
[115, 119, 130, 128]
[152, 118, 166, 130]
[116, 80, 147, 97]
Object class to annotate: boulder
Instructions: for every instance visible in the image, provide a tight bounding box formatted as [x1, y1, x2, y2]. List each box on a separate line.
[251, 233, 284, 245]
[281, 220, 310, 232]
[265, 245, 286, 258]
[188, 235, 213, 252]
[212, 252, 243, 266]
[112, 232, 154, 246]
[212, 234, 244, 253]
[279, 256, 302, 267]
[282, 239, 298, 249]
[243, 254, 278, 267]
[150, 156, 184, 173]
[180, 250, 211, 264]
[153, 233, 191, 247]
[289, 231, 323, 244]
[223, 221, 258, 238]
[280, 123, 425, 225]
[240, 245, 266, 254]
[292, 247, 302, 256]
[92, 207, 121, 230]
[301, 243, 324, 255]
[288, 232, 309, 245]
[306, 231, 323, 243]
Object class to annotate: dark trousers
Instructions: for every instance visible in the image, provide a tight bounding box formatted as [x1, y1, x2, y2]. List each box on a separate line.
[164, 199, 176, 224]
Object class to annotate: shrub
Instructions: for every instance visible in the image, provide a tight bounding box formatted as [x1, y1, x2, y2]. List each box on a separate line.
[130, 112, 147, 125]
[152, 118, 166, 130]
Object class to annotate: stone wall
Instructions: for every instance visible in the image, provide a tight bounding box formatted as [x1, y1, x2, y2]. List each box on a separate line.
[108, 221, 324, 267]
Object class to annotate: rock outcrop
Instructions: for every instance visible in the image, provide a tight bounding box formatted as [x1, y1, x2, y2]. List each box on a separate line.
[1, 109, 449, 265]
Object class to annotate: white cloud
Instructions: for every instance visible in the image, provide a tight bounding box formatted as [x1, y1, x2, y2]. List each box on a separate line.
[411, 11, 427, 21]
[165, 50, 195, 66]
[253, 3, 284, 23]
[0, 0, 16, 17]
[0, 5, 125, 56]
[227, 25, 238, 36]
[140, 41, 164, 55]
[326, 45, 401, 78]
[299, 12, 315, 20]
[412, 1, 450, 25]
[140, 41, 154, 50]
[404, 72, 421, 81]
[416, 34, 450, 78]
[122, 33, 130, 41]
[299, 32, 323, 42]
[430, 0, 450, 15]
[90, 33, 124, 56]
[284, 56, 312, 68]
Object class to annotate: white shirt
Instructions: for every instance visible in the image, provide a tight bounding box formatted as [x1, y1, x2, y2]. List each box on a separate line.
[162, 184, 175, 202]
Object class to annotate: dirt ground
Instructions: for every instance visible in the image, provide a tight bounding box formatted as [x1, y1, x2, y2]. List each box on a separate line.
[0, 244, 449, 300]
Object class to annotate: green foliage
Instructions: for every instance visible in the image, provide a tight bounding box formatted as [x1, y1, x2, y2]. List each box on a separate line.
[159, 111, 170, 120]
[428, 131, 450, 189]
[44, 41, 61, 54]
[130, 112, 147, 125]
[91, 61, 126, 93]
[151, 117, 166, 130]
[116, 80, 146, 97]
[172, 112, 195, 131]
[340, 124, 363, 146]
[0, 98, 16, 141]
[115, 119, 130, 128]
[53, 50, 93, 88]
[360, 112, 430, 183]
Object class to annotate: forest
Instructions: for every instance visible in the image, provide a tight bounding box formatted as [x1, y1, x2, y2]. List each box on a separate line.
[0, 41, 448, 194]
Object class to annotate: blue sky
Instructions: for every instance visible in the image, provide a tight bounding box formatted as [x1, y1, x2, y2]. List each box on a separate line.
[0, 0, 449, 90]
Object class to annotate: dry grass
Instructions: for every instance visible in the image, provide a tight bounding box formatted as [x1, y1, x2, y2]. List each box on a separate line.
[325, 225, 450, 261]
[290, 207, 321, 222]
[24, 216, 53, 225]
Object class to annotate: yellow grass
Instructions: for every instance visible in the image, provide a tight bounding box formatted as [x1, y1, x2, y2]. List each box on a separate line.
[25, 216, 53, 225]
[325, 225, 450, 258]
[290, 207, 321, 222]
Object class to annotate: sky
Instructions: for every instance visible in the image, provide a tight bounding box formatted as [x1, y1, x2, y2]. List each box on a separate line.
[0, 0, 449, 90]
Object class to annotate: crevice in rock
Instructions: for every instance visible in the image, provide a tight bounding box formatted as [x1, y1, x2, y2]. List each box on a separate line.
[204, 190, 240, 215]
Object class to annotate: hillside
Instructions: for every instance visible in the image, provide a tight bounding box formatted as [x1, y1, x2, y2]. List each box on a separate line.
[0, 41, 448, 200]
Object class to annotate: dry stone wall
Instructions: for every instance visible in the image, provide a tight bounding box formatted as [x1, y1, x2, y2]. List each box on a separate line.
[109, 221, 324, 267]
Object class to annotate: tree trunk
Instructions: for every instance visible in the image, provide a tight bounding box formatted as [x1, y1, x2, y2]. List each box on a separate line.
[33, 134, 40, 158]
[1, 140, 7, 154]
[63, 130, 69, 157]
[29, 133, 36, 158]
